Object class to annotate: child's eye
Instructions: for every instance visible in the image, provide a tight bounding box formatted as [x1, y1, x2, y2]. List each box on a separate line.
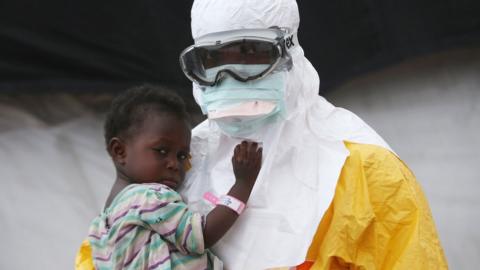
[178, 152, 190, 161]
[154, 148, 168, 155]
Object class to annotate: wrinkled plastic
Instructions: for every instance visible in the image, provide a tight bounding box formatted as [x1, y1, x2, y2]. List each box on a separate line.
[305, 142, 448, 269]
[75, 240, 94, 270]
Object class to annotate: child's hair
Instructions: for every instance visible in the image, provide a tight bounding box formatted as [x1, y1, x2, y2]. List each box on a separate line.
[104, 84, 190, 145]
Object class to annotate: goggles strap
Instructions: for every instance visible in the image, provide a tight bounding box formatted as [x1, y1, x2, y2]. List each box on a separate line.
[283, 32, 299, 53]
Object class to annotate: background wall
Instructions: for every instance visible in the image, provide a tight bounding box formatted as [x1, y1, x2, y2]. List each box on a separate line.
[0, 96, 113, 269]
[327, 47, 480, 269]
[1, 1, 479, 93]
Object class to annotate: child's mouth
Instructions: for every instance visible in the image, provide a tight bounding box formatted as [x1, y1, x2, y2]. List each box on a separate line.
[161, 179, 178, 189]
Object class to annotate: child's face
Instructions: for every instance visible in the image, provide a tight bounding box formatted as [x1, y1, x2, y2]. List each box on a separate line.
[121, 113, 191, 190]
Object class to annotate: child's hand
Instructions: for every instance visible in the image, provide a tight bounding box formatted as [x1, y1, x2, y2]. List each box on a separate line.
[203, 141, 262, 247]
[231, 141, 262, 188]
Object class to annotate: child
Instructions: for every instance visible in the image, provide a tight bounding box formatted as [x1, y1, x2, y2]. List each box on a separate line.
[76, 85, 262, 270]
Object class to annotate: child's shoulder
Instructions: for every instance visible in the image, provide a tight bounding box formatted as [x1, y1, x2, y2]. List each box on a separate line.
[110, 183, 181, 210]
[127, 183, 176, 194]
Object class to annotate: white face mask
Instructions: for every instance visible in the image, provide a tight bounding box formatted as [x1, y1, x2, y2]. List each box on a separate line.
[207, 100, 277, 119]
[200, 65, 287, 137]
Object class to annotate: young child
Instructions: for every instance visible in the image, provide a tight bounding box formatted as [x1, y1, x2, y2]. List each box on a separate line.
[76, 85, 262, 270]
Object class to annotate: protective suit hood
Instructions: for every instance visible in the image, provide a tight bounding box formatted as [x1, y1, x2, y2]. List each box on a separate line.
[180, 0, 392, 269]
[191, 0, 316, 119]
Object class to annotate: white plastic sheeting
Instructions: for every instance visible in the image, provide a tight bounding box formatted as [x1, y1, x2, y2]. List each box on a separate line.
[0, 96, 113, 269]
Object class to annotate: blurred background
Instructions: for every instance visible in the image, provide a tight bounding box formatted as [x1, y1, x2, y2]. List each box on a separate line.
[0, 1, 479, 269]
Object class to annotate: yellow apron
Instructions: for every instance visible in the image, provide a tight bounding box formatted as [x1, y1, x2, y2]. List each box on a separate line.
[305, 142, 447, 269]
[75, 239, 94, 270]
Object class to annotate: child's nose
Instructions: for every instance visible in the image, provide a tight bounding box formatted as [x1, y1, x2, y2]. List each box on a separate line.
[166, 156, 180, 171]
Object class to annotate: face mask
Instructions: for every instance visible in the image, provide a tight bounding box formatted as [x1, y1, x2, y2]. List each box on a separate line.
[201, 65, 286, 137]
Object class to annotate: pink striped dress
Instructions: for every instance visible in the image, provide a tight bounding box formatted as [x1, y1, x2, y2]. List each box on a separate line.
[87, 183, 221, 270]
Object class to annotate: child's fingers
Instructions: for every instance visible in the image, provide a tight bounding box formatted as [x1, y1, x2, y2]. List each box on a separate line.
[256, 147, 263, 166]
[234, 141, 262, 165]
[238, 141, 248, 162]
[232, 144, 241, 164]
[247, 141, 258, 158]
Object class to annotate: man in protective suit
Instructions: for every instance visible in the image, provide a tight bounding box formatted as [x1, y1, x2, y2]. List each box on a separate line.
[178, 0, 448, 269]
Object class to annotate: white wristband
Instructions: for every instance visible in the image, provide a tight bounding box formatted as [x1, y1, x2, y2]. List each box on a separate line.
[203, 192, 246, 215]
[218, 195, 246, 215]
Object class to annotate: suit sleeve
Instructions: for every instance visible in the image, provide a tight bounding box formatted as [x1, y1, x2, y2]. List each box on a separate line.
[305, 142, 448, 269]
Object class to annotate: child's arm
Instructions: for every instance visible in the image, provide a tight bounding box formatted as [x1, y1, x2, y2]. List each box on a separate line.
[203, 141, 262, 248]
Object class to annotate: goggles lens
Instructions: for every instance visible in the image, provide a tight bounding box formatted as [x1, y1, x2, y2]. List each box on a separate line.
[199, 41, 279, 68]
[181, 39, 283, 86]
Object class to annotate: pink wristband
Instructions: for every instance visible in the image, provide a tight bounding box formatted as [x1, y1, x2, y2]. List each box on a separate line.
[203, 192, 219, 205]
[218, 195, 246, 215]
[203, 192, 246, 215]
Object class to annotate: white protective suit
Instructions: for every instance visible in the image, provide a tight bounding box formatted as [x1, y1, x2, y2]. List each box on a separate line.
[179, 0, 392, 269]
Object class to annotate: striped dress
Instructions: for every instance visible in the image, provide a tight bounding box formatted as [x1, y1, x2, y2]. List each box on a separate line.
[87, 183, 221, 270]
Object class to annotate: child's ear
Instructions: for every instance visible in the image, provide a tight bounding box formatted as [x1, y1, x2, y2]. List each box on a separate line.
[108, 137, 127, 165]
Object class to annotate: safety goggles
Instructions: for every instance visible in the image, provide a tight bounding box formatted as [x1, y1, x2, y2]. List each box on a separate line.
[179, 27, 297, 86]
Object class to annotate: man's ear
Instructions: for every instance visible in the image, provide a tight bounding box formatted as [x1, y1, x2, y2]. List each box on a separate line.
[108, 137, 127, 165]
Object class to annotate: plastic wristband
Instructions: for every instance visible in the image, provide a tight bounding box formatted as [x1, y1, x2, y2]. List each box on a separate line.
[218, 195, 246, 215]
[203, 192, 246, 215]
[203, 192, 219, 205]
